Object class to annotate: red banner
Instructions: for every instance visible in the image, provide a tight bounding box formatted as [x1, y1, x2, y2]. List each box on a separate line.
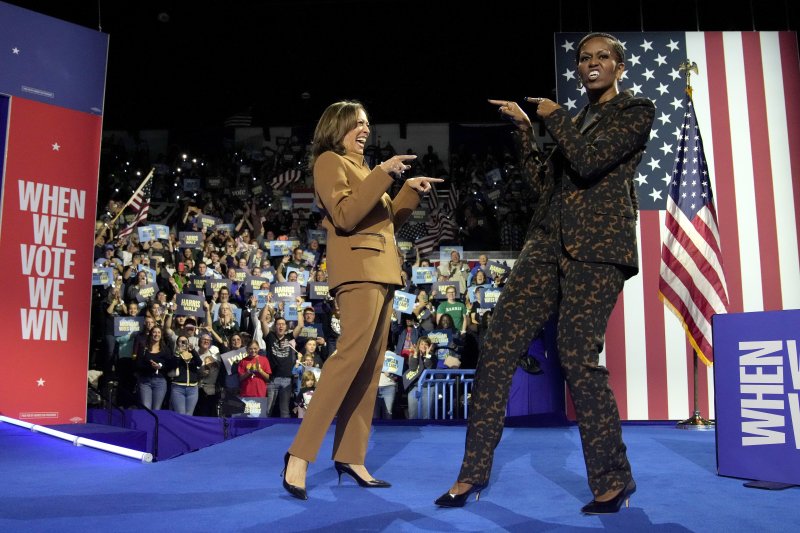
[0, 98, 101, 423]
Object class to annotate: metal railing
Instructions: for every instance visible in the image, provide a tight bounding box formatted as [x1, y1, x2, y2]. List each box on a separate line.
[413, 369, 476, 419]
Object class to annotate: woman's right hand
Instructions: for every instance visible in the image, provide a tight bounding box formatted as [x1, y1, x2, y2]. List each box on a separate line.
[488, 99, 532, 130]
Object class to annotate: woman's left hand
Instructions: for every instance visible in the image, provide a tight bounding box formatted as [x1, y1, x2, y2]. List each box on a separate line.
[406, 176, 444, 193]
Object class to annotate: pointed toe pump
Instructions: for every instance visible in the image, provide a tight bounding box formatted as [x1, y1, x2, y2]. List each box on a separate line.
[281, 452, 308, 500]
[581, 480, 636, 514]
[334, 462, 391, 488]
[434, 483, 486, 508]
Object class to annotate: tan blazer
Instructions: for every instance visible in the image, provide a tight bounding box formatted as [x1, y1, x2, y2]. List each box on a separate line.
[314, 151, 421, 291]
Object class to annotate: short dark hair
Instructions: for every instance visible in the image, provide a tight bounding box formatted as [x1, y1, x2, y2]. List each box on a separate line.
[575, 32, 624, 64]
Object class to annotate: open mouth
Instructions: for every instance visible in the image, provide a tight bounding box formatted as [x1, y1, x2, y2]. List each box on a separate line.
[588, 70, 600, 81]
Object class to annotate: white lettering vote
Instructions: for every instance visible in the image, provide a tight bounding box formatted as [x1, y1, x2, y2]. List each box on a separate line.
[20, 244, 76, 279]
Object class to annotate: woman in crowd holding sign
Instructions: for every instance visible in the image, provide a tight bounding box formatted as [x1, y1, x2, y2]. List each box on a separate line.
[435, 33, 654, 513]
[281, 100, 442, 500]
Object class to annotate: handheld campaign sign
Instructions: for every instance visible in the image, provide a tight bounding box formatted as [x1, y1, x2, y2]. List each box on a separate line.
[133, 282, 159, 303]
[479, 288, 502, 309]
[285, 267, 309, 286]
[467, 284, 492, 302]
[253, 290, 271, 310]
[411, 267, 436, 285]
[431, 282, 460, 300]
[307, 229, 327, 245]
[220, 347, 247, 375]
[486, 261, 510, 280]
[393, 290, 417, 313]
[382, 351, 404, 376]
[308, 282, 329, 300]
[272, 282, 302, 301]
[179, 231, 203, 249]
[92, 267, 114, 287]
[175, 294, 206, 318]
[114, 316, 144, 337]
[137, 226, 156, 242]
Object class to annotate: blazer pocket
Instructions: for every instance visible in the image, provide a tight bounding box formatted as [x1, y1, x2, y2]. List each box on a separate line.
[349, 232, 385, 251]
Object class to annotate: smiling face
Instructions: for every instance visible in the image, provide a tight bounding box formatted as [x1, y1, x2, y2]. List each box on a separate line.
[342, 108, 370, 155]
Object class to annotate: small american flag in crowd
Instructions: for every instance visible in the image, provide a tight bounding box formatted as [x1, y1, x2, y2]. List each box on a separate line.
[271, 169, 303, 189]
[117, 173, 153, 240]
[409, 184, 458, 255]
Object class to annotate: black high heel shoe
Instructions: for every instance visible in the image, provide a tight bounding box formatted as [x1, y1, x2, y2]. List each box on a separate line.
[334, 462, 391, 488]
[580, 480, 636, 514]
[280, 452, 308, 500]
[434, 482, 486, 508]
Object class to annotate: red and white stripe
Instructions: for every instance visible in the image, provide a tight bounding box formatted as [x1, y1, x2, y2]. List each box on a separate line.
[600, 32, 800, 420]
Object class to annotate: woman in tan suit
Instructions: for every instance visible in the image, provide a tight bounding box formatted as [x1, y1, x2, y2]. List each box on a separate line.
[282, 100, 441, 500]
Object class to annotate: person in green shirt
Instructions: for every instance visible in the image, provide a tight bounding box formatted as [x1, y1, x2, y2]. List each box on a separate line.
[435, 286, 467, 333]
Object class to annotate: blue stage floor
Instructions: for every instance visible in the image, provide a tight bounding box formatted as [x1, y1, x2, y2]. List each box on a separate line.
[0, 422, 796, 532]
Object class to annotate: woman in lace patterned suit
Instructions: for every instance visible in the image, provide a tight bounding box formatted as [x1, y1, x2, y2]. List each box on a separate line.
[435, 33, 655, 514]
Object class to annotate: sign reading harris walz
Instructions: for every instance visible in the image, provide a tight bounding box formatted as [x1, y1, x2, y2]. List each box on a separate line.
[713, 309, 800, 486]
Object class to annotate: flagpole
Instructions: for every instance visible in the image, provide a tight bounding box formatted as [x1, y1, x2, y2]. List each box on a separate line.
[676, 349, 714, 430]
[674, 59, 714, 431]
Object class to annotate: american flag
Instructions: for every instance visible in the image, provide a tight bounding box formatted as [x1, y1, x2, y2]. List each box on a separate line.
[556, 32, 800, 421]
[659, 92, 729, 366]
[271, 169, 303, 189]
[117, 173, 153, 240]
[412, 184, 459, 255]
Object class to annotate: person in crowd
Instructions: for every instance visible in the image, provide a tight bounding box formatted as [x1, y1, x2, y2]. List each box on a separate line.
[373, 351, 399, 420]
[209, 302, 240, 349]
[435, 33, 654, 513]
[238, 341, 272, 398]
[411, 290, 436, 332]
[438, 250, 470, 293]
[222, 332, 245, 396]
[264, 317, 296, 418]
[294, 370, 317, 419]
[293, 306, 327, 361]
[467, 254, 490, 284]
[432, 313, 463, 370]
[170, 335, 203, 415]
[435, 286, 468, 334]
[405, 336, 437, 419]
[322, 296, 342, 357]
[195, 332, 222, 416]
[135, 325, 174, 410]
[392, 312, 425, 359]
[282, 100, 442, 500]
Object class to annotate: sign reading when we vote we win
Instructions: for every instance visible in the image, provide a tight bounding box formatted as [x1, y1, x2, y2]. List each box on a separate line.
[0, 2, 108, 425]
[17, 181, 84, 341]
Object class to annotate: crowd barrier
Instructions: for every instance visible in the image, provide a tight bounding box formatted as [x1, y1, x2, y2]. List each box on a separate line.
[413, 369, 476, 420]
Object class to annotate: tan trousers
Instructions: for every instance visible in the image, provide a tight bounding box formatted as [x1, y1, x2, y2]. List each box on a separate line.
[288, 282, 393, 464]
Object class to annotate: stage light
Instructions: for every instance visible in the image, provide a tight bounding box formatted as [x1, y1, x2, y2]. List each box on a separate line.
[182, 154, 187, 160]
[0, 415, 152, 462]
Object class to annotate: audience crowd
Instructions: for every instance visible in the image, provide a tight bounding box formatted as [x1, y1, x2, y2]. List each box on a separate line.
[91, 130, 533, 419]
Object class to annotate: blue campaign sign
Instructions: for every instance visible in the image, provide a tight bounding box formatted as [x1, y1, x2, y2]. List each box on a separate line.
[0, 2, 108, 115]
[714, 309, 800, 486]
